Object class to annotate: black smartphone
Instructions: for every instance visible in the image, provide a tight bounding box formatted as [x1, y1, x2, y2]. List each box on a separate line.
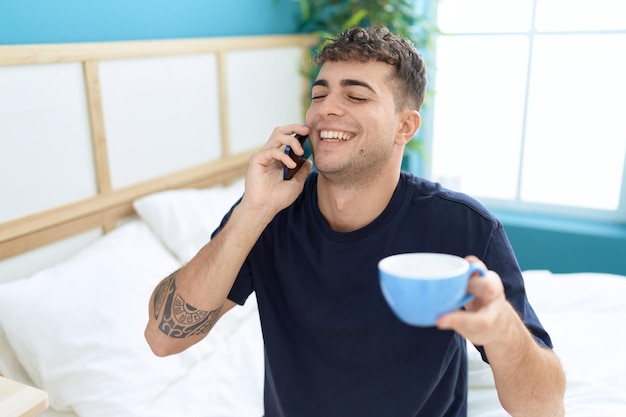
[283, 134, 311, 180]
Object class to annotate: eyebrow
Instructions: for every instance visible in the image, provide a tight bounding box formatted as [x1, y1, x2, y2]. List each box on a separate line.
[312, 78, 377, 94]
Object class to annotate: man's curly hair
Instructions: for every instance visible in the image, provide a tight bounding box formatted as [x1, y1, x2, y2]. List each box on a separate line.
[314, 26, 427, 112]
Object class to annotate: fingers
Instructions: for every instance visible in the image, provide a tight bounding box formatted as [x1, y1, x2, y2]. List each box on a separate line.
[436, 294, 515, 347]
[466, 270, 502, 303]
[463, 256, 502, 302]
[261, 147, 299, 170]
[436, 257, 507, 344]
[247, 124, 312, 183]
[257, 125, 310, 170]
[264, 125, 310, 153]
[436, 308, 482, 335]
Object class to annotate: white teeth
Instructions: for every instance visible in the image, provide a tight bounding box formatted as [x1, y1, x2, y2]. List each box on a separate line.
[320, 130, 352, 141]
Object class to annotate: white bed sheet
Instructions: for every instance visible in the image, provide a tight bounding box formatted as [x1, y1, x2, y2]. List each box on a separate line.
[524, 270, 626, 394]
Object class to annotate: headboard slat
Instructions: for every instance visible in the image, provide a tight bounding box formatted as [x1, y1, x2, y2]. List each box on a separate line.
[0, 35, 317, 66]
[216, 50, 232, 158]
[83, 60, 112, 194]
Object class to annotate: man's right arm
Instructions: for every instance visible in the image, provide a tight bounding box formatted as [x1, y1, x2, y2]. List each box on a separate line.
[144, 199, 271, 356]
[144, 124, 312, 357]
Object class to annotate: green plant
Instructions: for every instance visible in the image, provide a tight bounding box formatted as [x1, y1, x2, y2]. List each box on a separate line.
[279, 0, 438, 166]
[295, 0, 437, 53]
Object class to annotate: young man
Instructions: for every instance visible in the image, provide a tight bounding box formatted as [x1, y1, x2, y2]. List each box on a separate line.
[145, 26, 566, 416]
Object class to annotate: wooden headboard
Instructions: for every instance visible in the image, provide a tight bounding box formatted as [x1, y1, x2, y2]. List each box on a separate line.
[0, 34, 316, 266]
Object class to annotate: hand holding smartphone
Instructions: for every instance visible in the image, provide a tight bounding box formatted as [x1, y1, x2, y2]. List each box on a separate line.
[283, 134, 311, 180]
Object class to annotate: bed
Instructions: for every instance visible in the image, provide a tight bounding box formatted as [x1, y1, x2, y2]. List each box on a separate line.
[1, 35, 625, 417]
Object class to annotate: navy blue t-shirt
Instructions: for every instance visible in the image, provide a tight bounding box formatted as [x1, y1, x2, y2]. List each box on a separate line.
[218, 172, 552, 417]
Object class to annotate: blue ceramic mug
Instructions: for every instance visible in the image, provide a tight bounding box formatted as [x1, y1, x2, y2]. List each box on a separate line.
[378, 253, 486, 327]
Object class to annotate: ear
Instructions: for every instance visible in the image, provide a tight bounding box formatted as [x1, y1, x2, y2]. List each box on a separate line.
[395, 110, 421, 145]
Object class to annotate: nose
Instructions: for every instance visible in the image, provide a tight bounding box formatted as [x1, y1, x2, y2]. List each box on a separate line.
[310, 92, 344, 117]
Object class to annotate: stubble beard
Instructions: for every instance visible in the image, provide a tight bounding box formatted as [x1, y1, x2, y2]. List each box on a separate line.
[316, 144, 392, 190]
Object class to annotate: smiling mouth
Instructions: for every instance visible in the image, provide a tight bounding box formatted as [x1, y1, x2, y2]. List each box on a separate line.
[320, 130, 354, 142]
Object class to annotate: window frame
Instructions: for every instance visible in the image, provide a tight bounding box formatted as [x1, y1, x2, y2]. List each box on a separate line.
[426, 0, 626, 223]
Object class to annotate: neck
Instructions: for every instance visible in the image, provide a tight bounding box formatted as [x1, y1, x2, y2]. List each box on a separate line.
[317, 170, 400, 232]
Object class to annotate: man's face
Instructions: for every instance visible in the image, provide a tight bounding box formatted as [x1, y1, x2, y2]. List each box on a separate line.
[305, 60, 404, 185]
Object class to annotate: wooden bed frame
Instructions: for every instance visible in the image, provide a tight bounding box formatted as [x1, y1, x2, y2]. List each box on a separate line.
[0, 34, 316, 263]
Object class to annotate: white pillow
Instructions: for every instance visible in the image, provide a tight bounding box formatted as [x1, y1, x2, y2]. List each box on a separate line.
[0, 220, 211, 417]
[134, 179, 244, 263]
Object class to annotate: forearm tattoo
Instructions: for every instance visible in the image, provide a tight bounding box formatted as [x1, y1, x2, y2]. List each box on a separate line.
[153, 272, 221, 338]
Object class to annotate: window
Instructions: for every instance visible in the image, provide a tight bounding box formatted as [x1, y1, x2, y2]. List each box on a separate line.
[430, 0, 626, 222]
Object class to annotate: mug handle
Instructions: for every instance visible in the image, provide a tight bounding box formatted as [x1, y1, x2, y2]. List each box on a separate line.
[455, 263, 487, 308]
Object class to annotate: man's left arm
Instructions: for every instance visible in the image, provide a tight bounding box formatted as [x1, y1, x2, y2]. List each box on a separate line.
[437, 256, 566, 417]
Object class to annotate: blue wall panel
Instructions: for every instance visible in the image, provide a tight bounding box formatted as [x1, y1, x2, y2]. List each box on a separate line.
[0, 0, 300, 44]
[496, 211, 626, 275]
